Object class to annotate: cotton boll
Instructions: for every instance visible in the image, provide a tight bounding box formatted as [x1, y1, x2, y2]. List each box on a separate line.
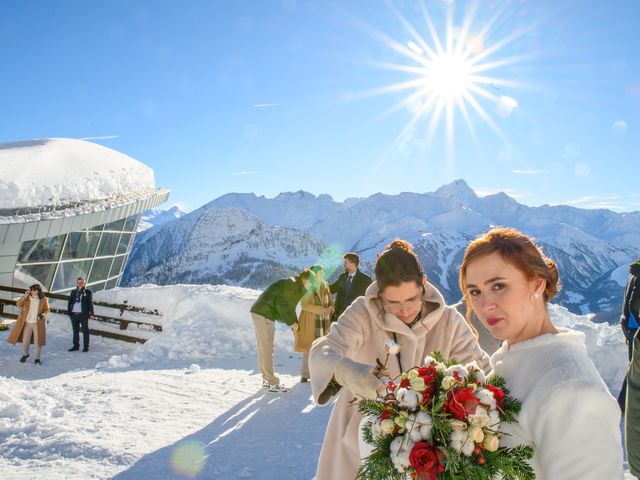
[461, 438, 476, 456]
[465, 361, 486, 383]
[406, 411, 433, 441]
[475, 388, 497, 410]
[449, 429, 467, 452]
[488, 410, 500, 429]
[444, 364, 468, 379]
[390, 435, 414, 473]
[396, 388, 421, 410]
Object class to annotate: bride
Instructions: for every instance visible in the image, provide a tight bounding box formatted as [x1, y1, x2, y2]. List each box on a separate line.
[459, 227, 624, 479]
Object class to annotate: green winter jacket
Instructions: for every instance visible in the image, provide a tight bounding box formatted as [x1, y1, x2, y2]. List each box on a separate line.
[627, 330, 640, 477]
[250, 277, 306, 326]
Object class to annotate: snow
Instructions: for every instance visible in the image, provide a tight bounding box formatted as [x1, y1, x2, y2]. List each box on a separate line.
[0, 284, 633, 478]
[0, 138, 155, 209]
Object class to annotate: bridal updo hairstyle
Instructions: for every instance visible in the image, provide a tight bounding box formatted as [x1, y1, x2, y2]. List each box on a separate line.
[374, 239, 425, 292]
[459, 227, 560, 320]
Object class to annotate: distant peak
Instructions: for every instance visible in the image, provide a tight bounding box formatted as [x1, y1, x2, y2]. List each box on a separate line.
[434, 179, 477, 199]
[274, 190, 316, 201]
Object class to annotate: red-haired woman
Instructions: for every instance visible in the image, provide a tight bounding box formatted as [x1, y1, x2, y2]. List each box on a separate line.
[459, 227, 623, 479]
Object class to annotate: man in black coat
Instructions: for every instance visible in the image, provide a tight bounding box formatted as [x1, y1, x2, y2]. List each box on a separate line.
[619, 259, 640, 411]
[250, 269, 315, 392]
[67, 277, 95, 352]
[329, 252, 372, 321]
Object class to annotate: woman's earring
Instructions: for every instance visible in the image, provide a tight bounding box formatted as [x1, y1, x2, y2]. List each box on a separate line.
[534, 293, 540, 299]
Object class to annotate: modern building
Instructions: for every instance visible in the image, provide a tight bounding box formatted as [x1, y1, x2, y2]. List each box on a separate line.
[0, 138, 169, 297]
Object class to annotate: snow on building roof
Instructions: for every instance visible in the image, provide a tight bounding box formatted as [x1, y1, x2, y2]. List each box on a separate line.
[0, 138, 156, 209]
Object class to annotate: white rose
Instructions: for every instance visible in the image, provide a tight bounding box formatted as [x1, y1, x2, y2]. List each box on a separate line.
[394, 411, 408, 430]
[449, 419, 467, 430]
[484, 434, 500, 452]
[468, 407, 490, 428]
[441, 376, 456, 390]
[467, 425, 484, 443]
[380, 418, 396, 435]
[409, 376, 427, 392]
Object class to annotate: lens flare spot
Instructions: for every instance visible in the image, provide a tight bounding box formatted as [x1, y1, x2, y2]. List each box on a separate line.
[574, 162, 591, 178]
[171, 440, 206, 477]
[611, 120, 628, 135]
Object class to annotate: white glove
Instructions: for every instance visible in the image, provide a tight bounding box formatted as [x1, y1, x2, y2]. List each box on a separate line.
[335, 357, 383, 400]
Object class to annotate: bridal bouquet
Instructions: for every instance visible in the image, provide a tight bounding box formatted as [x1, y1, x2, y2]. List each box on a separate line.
[358, 347, 534, 480]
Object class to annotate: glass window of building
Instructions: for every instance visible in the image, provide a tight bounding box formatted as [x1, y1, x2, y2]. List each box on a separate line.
[62, 231, 100, 260]
[124, 214, 139, 232]
[104, 218, 126, 232]
[106, 278, 118, 290]
[14, 263, 57, 290]
[52, 260, 93, 291]
[110, 255, 126, 278]
[90, 257, 113, 283]
[18, 235, 64, 263]
[96, 232, 122, 257]
[117, 233, 132, 255]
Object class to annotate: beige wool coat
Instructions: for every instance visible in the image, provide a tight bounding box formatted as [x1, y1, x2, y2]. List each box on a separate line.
[294, 281, 334, 354]
[309, 281, 490, 480]
[7, 294, 50, 346]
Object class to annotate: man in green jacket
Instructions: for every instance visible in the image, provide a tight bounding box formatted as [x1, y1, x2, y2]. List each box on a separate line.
[250, 269, 315, 392]
[627, 328, 640, 478]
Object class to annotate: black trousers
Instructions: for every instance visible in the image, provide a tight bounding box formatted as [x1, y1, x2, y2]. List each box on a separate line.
[70, 313, 90, 349]
[619, 329, 638, 411]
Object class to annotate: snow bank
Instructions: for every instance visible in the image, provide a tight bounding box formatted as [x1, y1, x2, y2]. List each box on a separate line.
[549, 303, 627, 391]
[94, 284, 294, 369]
[0, 138, 155, 209]
[92, 285, 628, 392]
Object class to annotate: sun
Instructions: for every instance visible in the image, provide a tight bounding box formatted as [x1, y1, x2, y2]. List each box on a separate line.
[425, 52, 473, 100]
[351, 1, 531, 157]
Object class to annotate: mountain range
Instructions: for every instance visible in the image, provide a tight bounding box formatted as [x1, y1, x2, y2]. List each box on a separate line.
[121, 179, 640, 322]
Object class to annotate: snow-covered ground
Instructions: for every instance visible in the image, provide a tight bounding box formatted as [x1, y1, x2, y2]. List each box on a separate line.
[0, 285, 633, 479]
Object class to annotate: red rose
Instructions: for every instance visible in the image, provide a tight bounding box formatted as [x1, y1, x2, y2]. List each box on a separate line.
[485, 385, 505, 410]
[380, 409, 392, 420]
[445, 387, 480, 421]
[409, 442, 445, 478]
[400, 378, 411, 388]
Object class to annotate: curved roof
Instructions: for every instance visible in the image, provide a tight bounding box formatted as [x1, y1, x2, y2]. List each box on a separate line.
[0, 138, 155, 209]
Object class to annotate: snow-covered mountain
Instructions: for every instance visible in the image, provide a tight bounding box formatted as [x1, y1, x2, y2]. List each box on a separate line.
[123, 179, 640, 320]
[137, 205, 185, 231]
[123, 207, 340, 289]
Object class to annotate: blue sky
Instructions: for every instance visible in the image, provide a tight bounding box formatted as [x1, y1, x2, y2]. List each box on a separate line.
[1, 0, 638, 213]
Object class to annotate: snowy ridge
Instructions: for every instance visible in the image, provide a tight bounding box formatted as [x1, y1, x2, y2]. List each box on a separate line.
[125, 180, 640, 320]
[123, 207, 340, 289]
[137, 205, 186, 231]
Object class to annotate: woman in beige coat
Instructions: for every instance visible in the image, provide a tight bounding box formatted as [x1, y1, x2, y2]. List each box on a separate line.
[294, 265, 334, 382]
[7, 284, 50, 365]
[309, 240, 490, 480]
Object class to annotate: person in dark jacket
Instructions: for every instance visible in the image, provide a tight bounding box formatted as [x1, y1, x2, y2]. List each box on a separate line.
[329, 252, 372, 321]
[618, 260, 640, 411]
[626, 328, 640, 478]
[67, 277, 95, 352]
[250, 269, 315, 392]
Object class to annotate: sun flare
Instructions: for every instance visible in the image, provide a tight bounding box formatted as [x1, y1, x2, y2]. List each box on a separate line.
[353, 1, 533, 157]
